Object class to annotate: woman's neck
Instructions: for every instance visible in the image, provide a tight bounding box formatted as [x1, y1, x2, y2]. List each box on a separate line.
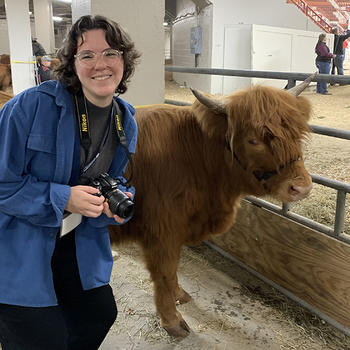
[82, 88, 114, 108]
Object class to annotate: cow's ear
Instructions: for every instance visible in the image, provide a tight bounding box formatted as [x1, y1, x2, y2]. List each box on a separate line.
[295, 96, 312, 122]
[191, 92, 228, 138]
[191, 88, 227, 115]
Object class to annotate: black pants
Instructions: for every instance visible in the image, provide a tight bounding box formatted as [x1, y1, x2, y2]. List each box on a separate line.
[0, 231, 117, 350]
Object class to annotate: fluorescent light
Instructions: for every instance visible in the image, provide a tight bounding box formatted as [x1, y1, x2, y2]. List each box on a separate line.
[163, 22, 168, 26]
[52, 16, 63, 22]
[28, 11, 32, 15]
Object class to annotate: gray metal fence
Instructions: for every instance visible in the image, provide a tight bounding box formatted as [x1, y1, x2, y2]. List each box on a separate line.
[164, 66, 350, 243]
[165, 66, 350, 87]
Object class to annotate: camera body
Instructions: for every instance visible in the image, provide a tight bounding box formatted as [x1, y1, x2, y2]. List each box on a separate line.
[90, 173, 134, 219]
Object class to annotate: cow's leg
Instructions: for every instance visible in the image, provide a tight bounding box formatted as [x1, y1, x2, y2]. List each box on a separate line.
[143, 244, 191, 337]
[174, 275, 192, 305]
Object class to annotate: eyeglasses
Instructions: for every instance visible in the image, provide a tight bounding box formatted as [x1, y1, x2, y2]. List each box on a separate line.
[74, 48, 123, 67]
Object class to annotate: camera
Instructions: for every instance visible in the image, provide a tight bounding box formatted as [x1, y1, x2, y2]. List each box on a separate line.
[89, 173, 134, 219]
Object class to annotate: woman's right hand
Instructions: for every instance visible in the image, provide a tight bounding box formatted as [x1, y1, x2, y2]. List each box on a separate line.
[65, 185, 105, 217]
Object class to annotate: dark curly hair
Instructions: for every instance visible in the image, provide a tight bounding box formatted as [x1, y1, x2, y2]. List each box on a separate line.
[54, 15, 141, 94]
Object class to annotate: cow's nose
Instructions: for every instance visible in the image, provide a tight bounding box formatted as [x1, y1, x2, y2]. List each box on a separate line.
[289, 183, 313, 200]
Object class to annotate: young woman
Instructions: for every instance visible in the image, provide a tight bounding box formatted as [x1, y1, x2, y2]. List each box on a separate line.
[0, 15, 140, 350]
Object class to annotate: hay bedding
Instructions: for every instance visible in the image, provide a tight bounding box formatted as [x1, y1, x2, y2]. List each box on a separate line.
[102, 243, 350, 349]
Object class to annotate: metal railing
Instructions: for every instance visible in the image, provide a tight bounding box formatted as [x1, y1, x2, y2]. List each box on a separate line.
[287, 0, 333, 33]
[164, 66, 350, 243]
[165, 66, 350, 88]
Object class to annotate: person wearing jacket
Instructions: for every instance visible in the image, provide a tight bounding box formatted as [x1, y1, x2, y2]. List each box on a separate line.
[315, 33, 335, 95]
[331, 26, 350, 82]
[0, 15, 140, 350]
[32, 37, 47, 57]
[37, 55, 53, 83]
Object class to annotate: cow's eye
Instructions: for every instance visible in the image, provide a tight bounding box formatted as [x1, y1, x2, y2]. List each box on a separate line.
[248, 139, 259, 145]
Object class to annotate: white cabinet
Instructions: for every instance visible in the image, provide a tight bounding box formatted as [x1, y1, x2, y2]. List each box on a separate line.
[221, 24, 333, 93]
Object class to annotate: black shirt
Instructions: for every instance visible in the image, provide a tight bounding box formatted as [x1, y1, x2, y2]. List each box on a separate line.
[333, 30, 350, 55]
[78, 99, 119, 184]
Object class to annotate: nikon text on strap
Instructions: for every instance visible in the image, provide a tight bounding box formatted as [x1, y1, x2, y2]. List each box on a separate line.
[74, 91, 91, 152]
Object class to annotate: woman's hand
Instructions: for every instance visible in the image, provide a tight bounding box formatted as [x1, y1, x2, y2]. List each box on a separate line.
[65, 185, 105, 217]
[102, 192, 133, 223]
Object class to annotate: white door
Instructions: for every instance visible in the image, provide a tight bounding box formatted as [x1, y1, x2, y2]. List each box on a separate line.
[252, 25, 292, 89]
[223, 25, 252, 94]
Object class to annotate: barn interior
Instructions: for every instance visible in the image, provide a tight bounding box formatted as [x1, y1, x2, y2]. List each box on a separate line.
[0, 1, 350, 350]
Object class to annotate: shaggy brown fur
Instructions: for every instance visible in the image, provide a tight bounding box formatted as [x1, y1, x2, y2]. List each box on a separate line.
[109, 86, 313, 337]
[0, 64, 12, 91]
[0, 54, 10, 65]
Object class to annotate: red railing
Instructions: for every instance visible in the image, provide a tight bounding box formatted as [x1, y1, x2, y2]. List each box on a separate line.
[287, 0, 333, 32]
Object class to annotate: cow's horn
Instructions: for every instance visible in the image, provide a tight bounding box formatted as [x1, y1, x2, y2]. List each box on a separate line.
[191, 88, 226, 114]
[287, 72, 317, 96]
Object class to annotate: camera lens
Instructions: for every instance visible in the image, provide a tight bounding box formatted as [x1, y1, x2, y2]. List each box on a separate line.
[108, 190, 134, 219]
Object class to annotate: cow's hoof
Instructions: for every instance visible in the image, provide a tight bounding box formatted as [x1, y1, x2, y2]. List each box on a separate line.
[176, 289, 192, 305]
[164, 319, 191, 337]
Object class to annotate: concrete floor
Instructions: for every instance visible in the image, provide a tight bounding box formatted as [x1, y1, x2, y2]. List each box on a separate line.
[0, 245, 347, 350]
[99, 243, 348, 350]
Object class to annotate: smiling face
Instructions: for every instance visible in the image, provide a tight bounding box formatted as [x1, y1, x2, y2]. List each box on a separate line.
[74, 29, 124, 107]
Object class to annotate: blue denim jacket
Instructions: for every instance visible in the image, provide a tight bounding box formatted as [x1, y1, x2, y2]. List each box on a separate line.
[0, 81, 137, 306]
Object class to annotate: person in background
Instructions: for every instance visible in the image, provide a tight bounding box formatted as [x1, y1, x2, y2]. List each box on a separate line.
[315, 33, 335, 95]
[0, 15, 140, 350]
[32, 37, 47, 57]
[37, 55, 52, 82]
[331, 26, 350, 84]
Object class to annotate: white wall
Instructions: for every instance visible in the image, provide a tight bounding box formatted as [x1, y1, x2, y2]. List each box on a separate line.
[92, 0, 164, 105]
[172, 0, 324, 94]
[5, 0, 35, 94]
[172, 0, 212, 89]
